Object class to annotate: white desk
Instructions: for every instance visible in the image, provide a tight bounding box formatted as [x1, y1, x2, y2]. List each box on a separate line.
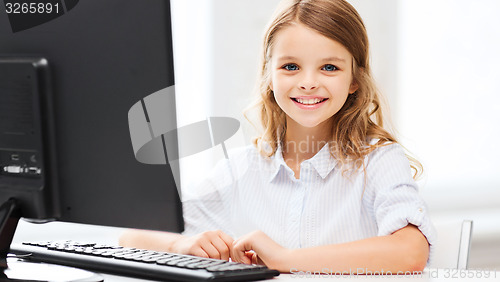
[100, 270, 500, 281]
[5, 265, 500, 282]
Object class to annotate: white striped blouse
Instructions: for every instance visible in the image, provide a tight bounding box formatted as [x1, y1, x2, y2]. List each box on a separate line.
[182, 142, 436, 261]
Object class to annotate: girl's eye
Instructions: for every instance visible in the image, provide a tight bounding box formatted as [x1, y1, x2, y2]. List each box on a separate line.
[322, 64, 338, 71]
[282, 64, 299, 71]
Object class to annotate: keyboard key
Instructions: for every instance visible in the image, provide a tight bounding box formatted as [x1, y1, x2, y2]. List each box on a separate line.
[121, 252, 148, 260]
[195, 261, 227, 270]
[176, 258, 205, 268]
[35, 241, 51, 247]
[156, 255, 181, 265]
[139, 254, 168, 263]
[165, 257, 194, 266]
[71, 243, 96, 248]
[113, 250, 140, 258]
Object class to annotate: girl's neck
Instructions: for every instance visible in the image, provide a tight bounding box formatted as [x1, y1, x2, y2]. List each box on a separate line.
[282, 118, 333, 178]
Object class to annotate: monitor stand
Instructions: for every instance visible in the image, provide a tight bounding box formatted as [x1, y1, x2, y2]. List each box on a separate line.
[0, 199, 103, 282]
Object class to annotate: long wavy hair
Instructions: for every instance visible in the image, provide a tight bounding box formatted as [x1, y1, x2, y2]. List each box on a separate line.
[247, 0, 422, 178]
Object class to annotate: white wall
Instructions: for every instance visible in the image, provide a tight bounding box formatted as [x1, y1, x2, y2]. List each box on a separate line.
[397, 0, 500, 208]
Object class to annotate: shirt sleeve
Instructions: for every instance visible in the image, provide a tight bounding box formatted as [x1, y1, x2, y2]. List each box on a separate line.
[181, 158, 235, 237]
[366, 143, 437, 263]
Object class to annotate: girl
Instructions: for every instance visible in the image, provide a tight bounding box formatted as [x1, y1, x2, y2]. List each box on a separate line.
[120, 0, 435, 274]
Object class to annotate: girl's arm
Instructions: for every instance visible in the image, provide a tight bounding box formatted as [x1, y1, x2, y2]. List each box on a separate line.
[119, 229, 234, 260]
[231, 224, 429, 273]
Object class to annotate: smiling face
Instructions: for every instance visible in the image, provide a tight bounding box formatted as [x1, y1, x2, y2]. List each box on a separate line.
[269, 23, 358, 132]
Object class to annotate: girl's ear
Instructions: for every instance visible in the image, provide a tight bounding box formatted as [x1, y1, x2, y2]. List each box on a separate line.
[350, 62, 361, 94]
[349, 81, 358, 94]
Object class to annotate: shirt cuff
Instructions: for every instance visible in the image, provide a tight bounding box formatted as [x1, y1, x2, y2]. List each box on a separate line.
[377, 204, 437, 265]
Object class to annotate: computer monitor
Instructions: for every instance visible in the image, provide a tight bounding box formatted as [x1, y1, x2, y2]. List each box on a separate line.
[0, 0, 183, 267]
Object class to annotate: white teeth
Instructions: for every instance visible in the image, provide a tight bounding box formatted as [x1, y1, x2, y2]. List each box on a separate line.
[296, 98, 323, 105]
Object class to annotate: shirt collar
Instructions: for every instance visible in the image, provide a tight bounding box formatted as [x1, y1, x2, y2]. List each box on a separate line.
[307, 143, 337, 179]
[268, 145, 290, 183]
[268, 142, 337, 183]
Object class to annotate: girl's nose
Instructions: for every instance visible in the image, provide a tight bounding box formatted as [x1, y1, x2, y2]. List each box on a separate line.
[299, 72, 318, 91]
[300, 84, 317, 91]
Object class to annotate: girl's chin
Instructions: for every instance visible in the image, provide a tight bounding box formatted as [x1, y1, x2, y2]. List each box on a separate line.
[291, 119, 332, 130]
[285, 113, 335, 130]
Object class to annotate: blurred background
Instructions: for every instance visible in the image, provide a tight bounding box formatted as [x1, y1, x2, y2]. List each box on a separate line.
[171, 0, 500, 270]
[14, 0, 500, 270]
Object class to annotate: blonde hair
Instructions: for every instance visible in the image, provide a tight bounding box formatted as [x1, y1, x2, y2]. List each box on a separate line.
[247, 0, 421, 178]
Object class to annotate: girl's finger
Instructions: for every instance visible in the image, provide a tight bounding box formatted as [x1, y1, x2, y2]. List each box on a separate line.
[211, 237, 231, 261]
[191, 248, 210, 259]
[218, 231, 235, 249]
[201, 241, 222, 259]
[251, 252, 259, 265]
[231, 241, 252, 264]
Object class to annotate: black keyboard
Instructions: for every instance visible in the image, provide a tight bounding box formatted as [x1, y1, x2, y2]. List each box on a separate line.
[9, 241, 280, 281]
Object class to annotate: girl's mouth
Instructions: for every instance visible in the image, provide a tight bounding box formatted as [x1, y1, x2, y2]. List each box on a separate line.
[291, 97, 328, 110]
[291, 97, 328, 105]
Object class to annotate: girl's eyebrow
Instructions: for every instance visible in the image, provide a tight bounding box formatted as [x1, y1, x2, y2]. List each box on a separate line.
[321, 56, 346, 63]
[276, 56, 346, 63]
[276, 56, 298, 61]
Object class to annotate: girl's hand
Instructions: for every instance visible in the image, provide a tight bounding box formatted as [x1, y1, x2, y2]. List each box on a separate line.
[231, 230, 290, 271]
[171, 230, 234, 260]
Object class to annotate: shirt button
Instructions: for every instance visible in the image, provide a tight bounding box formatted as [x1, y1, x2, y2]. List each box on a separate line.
[418, 208, 423, 212]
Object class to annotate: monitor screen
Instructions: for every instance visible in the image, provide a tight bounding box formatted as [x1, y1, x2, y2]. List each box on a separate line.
[0, 0, 183, 239]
